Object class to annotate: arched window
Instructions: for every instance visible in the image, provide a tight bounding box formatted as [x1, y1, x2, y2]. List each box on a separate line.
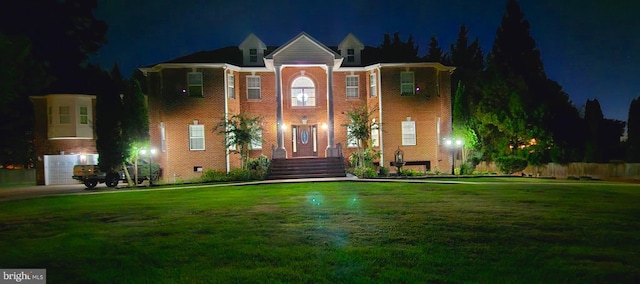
[291, 77, 315, 106]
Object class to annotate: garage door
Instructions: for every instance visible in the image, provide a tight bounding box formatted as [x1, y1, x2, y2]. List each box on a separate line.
[44, 154, 99, 185]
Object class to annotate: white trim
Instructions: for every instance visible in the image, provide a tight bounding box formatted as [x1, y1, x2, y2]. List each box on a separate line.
[246, 75, 261, 99]
[401, 120, 416, 146]
[346, 75, 359, 98]
[223, 68, 230, 172]
[189, 124, 205, 151]
[377, 66, 384, 165]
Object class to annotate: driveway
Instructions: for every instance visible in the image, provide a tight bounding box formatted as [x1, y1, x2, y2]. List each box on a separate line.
[0, 183, 103, 202]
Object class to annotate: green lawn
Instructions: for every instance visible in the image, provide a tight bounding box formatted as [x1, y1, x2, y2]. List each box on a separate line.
[0, 180, 638, 283]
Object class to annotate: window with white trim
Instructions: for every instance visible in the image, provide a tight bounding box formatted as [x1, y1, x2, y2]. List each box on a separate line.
[400, 71, 415, 96]
[347, 126, 358, 148]
[188, 72, 203, 97]
[247, 76, 261, 99]
[346, 75, 359, 98]
[249, 49, 257, 63]
[79, 106, 88, 125]
[250, 129, 262, 150]
[370, 73, 377, 98]
[160, 122, 166, 152]
[59, 106, 70, 124]
[401, 120, 416, 146]
[291, 76, 315, 106]
[347, 48, 355, 62]
[371, 126, 379, 147]
[228, 74, 235, 99]
[189, 124, 205, 151]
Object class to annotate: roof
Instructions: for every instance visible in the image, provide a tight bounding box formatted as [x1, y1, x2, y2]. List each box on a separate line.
[142, 32, 454, 70]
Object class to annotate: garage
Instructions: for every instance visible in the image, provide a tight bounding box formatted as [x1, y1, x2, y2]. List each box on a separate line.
[44, 154, 99, 185]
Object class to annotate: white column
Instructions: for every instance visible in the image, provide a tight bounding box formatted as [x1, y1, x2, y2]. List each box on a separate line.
[274, 65, 287, 159]
[325, 65, 339, 157]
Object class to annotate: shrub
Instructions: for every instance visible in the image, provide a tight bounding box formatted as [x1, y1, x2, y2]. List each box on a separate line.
[495, 157, 528, 174]
[247, 155, 270, 172]
[459, 162, 474, 175]
[398, 168, 421, 177]
[378, 166, 390, 177]
[354, 166, 377, 178]
[201, 169, 230, 182]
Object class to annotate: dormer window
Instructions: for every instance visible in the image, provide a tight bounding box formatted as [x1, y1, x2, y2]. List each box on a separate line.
[249, 49, 258, 63]
[347, 49, 355, 63]
[239, 34, 267, 66]
[338, 34, 364, 66]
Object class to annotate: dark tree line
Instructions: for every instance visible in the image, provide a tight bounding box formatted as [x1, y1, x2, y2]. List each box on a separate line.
[0, 0, 148, 171]
[378, 0, 634, 170]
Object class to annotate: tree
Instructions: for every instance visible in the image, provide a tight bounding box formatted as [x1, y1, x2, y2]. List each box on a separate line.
[0, 0, 107, 167]
[424, 35, 448, 64]
[488, 0, 582, 163]
[214, 113, 263, 170]
[0, 0, 107, 92]
[379, 32, 420, 63]
[0, 33, 51, 167]
[95, 66, 125, 173]
[449, 25, 485, 166]
[343, 105, 379, 169]
[627, 96, 640, 162]
[583, 99, 604, 162]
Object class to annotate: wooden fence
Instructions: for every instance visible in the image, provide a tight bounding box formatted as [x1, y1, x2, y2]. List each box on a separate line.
[475, 162, 640, 179]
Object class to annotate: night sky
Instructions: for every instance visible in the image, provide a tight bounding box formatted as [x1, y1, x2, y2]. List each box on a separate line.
[92, 0, 639, 122]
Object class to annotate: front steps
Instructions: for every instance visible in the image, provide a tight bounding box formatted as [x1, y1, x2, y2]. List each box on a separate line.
[267, 157, 347, 180]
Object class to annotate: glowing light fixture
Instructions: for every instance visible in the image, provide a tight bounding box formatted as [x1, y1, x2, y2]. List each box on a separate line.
[322, 123, 328, 130]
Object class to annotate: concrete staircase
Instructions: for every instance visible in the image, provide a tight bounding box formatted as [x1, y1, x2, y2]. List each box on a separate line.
[267, 157, 347, 180]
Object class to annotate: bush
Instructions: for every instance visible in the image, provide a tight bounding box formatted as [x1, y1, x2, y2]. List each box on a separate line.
[459, 163, 475, 175]
[353, 166, 377, 178]
[378, 166, 390, 177]
[201, 169, 230, 182]
[495, 157, 528, 174]
[398, 168, 421, 177]
[247, 155, 270, 172]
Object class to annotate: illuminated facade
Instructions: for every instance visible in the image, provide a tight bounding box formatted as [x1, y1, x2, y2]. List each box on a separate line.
[140, 32, 455, 182]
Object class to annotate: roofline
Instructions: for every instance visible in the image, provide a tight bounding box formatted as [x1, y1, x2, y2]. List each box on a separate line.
[371, 62, 456, 72]
[139, 62, 456, 74]
[266, 32, 341, 59]
[30, 94, 97, 100]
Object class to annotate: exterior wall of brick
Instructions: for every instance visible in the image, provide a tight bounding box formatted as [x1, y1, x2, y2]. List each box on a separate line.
[378, 67, 453, 173]
[149, 68, 228, 182]
[147, 64, 453, 181]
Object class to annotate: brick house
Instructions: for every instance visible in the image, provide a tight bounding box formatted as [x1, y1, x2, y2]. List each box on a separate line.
[140, 32, 455, 182]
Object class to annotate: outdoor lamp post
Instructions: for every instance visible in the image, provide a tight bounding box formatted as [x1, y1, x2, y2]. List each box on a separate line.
[140, 148, 157, 186]
[444, 138, 464, 175]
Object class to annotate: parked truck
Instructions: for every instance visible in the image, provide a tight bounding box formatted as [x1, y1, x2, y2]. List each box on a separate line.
[72, 163, 158, 189]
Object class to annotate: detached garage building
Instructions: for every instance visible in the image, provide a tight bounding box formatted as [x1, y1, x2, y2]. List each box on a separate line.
[30, 94, 98, 185]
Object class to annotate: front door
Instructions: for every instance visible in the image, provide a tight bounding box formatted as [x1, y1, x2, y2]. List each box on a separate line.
[293, 125, 317, 157]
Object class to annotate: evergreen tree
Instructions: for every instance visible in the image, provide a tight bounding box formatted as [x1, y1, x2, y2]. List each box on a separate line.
[583, 99, 604, 162]
[627, 97, 640, 162]
[379, 32, 420, 62]
[488, 0, 582, 163]
[95, 67, 125, 173]
[424, 35, 447, 63]
[449, 25, 485, 165]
